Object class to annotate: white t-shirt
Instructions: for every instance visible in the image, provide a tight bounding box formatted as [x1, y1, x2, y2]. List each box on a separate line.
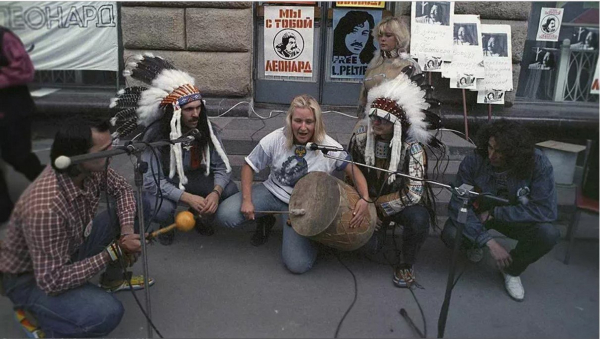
[245, 128, 349, 204]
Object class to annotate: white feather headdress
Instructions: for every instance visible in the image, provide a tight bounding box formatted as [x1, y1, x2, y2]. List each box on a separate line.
[364, 66, 441, 184]
[109, 53, 231, 190]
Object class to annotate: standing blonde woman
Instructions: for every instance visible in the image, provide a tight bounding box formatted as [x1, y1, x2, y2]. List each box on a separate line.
[357, 16, 421, 119]
[216, 94, 371, 274]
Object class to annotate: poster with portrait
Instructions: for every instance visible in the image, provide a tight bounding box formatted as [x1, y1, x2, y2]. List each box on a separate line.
[411, 1, 455, 66]
[476, 24, 513, 97]
[477, 89, 505, 105]
[442, 14, 485, 89]
[536, 7, 563, 42]
[264, 6, 314, 77]
[331, 8, 381, 79]
[570, 27, 599, 51]
[527, 47, 557, 71]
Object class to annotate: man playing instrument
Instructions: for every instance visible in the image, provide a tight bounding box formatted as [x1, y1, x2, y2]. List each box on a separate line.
[441, 119, 559, 302]
[349, 68, 443, 288]
[0, 116, 151, 337]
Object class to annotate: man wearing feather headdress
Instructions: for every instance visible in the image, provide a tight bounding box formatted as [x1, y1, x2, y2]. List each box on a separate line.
[110, 54, 237, 245]
[348, 67, 443, 289]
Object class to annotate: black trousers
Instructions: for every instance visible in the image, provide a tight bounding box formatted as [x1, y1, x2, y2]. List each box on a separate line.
[366, 205, 431, 265]
[441, 218, 560, 276]
[0, 116, 44, 222]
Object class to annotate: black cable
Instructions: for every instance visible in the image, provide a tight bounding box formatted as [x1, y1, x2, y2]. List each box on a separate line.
[117, 256, 164, 338]
[249, 111, 284, 142]
[401, 287, 427, 338]
[345, 129, 433, 339]
[333, 252, 358, 339]
[103, 148, 165, 338]
[142, 142, 165, 233]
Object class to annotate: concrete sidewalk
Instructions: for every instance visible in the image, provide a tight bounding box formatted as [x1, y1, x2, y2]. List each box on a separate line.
[0, 112, 598, 338]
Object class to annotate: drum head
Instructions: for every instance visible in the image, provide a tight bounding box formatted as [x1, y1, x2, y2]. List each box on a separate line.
[289, 172, 340, 237]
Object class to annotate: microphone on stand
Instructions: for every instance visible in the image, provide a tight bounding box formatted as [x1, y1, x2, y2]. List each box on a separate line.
[306, 142, 344, 153]
[54, 129, 202, 170]
[183, 128, 201, 140]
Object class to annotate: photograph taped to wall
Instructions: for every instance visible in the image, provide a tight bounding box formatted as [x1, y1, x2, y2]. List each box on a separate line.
[477, 89, 505, 104]
[482, 33, 508, 57]
[528, 47, 557, 71]
[452, 73, 477, 89]
[264, 6, 315, 77]
[421, 55, 444, 72]
[444, 14, 485, 81]
[410, 1, 454, 61]
[331, 8, 382, 79]
[570, 27, 599, 51]
[414, 1, 450, 26]
[477, 24, 513, 92]
[454, 23, 478, 46]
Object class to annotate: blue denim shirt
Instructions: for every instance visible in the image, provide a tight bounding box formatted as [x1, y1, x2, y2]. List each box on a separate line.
[447, 148, 558, 247]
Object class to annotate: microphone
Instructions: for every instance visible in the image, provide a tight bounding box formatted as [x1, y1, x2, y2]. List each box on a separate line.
[54, 130, 202, 170]
[184, 128, 200, 139]
[306, 142, 344, 153]
[55, 155, 72, 170]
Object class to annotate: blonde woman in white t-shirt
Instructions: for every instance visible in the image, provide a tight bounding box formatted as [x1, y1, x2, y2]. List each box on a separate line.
[215, 95, 371, 274]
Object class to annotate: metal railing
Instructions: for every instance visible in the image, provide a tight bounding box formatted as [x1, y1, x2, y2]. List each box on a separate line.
[554, 39, 599, 102]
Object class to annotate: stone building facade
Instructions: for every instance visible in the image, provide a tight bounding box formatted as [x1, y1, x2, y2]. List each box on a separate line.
[121, 2, 253, 97]
[119, 1, 596, 117]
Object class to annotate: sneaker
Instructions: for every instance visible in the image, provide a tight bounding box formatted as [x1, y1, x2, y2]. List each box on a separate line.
[157, 223, 175, 246]
[195, 217, 215, 236]
[14, 309, 45, 338]
[393, 264, 415, 288]
[251, 215, 276, 246]
[503, 273, 525, 301]
[466, 247, 484, 263]
[101, 272, 155, 293]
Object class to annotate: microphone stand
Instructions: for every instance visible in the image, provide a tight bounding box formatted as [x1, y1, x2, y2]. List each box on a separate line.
[55, 132, 198, 338]
[319, 152, 508, 338]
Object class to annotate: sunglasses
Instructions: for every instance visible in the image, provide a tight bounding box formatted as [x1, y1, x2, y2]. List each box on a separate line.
[369, 115, 393, 125]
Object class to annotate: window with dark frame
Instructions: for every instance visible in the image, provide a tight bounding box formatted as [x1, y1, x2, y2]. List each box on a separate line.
[517, 1, 598, 103]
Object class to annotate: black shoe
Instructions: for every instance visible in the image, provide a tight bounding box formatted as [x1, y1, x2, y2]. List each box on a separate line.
[251, 215, 276, 246]
[158, 223, 175, 246]
[195, 217, 215, 236]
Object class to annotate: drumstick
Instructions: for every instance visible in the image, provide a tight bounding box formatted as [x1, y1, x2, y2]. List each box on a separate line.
[255, 209, 306, 215]
[148, 222, 178, 239]
[147, 211, 197, 239]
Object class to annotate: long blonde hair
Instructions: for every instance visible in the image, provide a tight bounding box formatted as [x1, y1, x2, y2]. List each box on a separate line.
[373, 16, 410, 54]
[285, 94, 326, 149]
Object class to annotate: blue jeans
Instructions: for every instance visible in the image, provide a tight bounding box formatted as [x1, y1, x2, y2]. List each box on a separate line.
[2, 210, 126, 337]
[143, 176, 238, 226]
[215, 183, 318, 274]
